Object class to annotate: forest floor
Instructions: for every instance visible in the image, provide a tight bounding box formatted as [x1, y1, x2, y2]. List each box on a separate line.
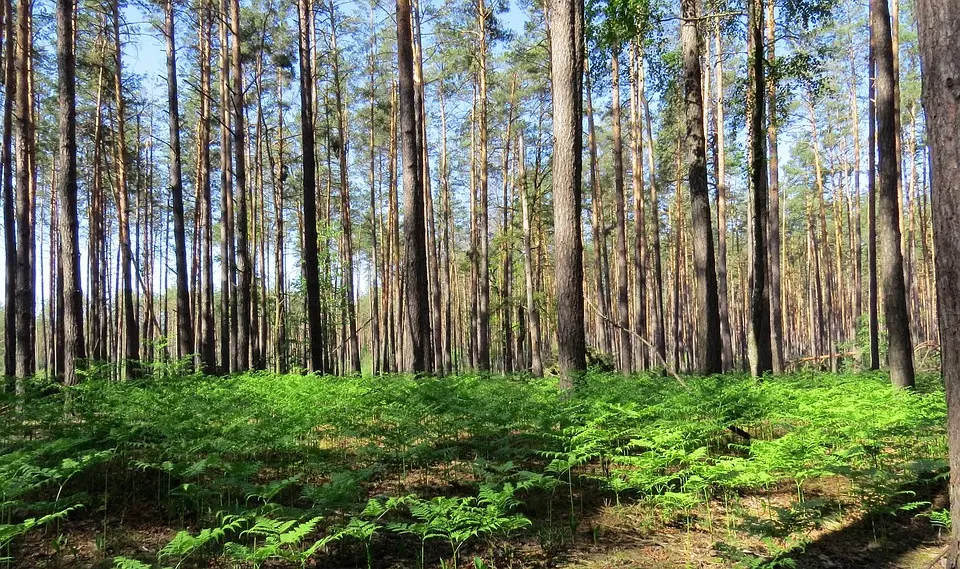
[0, 369, 952, 569]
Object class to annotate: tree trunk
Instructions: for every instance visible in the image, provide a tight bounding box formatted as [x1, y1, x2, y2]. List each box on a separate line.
[808, 97, 835, 371]
[547, 0, 586, 388]
[328, 0, 360, 375]
[519, 134, 543, 377]
[231, 0, 250, 371]
[915, 0, 960, 555]
[13, 0, 33, 382]
[439, 86, 453, 373]
[681, 0, 722, 375]
[165, 0, 193, 363]
[111, 0, 138, 378]
[872, 0, 914, 388]
[397, 0, 431, 372]
[585, 72, 609, 355]
[501, 76, 517, 373]
[219, 0, 236, 373]
[765, 3, 783, 373]
[298, 0, 324, 373]
[476, 0, 491, 371]
[610, 52, 632, 373]
[868, 13, 880, 370]
[198, 0, 216, 372]
[368, 20, 381, 376]
[639, 55, 666, 365]
[56, 0, 84, 384]
[711, 23, 733, 370]
[629, 44, 647, 371]
[2, 0, 16, 383]
[746, 0, 772, 376]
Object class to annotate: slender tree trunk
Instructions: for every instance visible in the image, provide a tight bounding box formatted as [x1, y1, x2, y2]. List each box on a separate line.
[439, 86, 453, 373]
[872, 0, 914, 387]
[13, 0, 33, 382]
[198, 0, 216, 371]
[547, 0, 586, 388]
[746, 0, 772, 376]
[848, 37, 864, 337]
[808, 98, 835, 370]
[712, 24, 733, 370]
[327, 0, 360, 375]
[868, 12, 880, 370]
[231, 0, 250, 371]
[2, 0, 16, 383]
[639, 54, 666, 365]
[89, 58, 107, 363]
[165, 0, 193, 363]
[397, 0, 431, 372]
[219, 0, 236, 373]
[476, 0, 491, 371]
[298, 0, 324, 373]
[368, 19, 381, 376]
[610, 52, 632, 373]
[518, 134, 542, 376]
[56, 0, 84, 384]
[629, 44, 647, 370]
[681, 0, 722, 374]
[585, 72, 609, 354]
[765, 3, 783, 373]
[386, 82, 399, 373]
[500, 76, 517, 373]
[111, 0, 138, 378]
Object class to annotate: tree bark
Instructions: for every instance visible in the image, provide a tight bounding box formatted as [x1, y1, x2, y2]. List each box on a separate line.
[13, 0, 33, 382]
[327, 0, 360, 375]
[547, 0, 586, 388]
[2, 0, 16, 383]
[765, 3, 783, 373]
[681, 0, 722, 375]
[629, 44, 647, 371]
[519, 134, 543, 377]
[111, 0, 138, 378]
[219, 0, 236, 373]
[872, 0, 914, 388]
[197, 0, 216, 372]
[397, 0, 431, 372]
[746, 0, 772, 376]
[915, 0, 960, 556]
[639, 56, 666, 365]
[711, 23, 733, 370]
[231, 0, 251, 371]
[476, 0, 491, 371]
[585, 72, 609, 354]
[611, 52, 632, 373]
[298, 0, 324, 374]
[868, 13, 880, 370]
[165, 0, 193, 363]
[56, 0, 84, 384]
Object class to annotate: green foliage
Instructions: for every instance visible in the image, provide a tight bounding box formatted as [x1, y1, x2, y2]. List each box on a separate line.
[0, 370, 949, 566]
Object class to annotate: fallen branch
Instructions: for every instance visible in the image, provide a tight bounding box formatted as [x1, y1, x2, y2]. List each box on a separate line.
[727, 425, 752, 442]
[585, 297, 688, 388]
[921, 545, 949, 569]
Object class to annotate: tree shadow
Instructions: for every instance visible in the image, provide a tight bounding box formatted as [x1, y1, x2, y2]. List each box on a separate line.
[762, 476, 948, 568]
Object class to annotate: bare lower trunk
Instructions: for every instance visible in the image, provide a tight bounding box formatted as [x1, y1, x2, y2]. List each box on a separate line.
[547, 0, 586, 388]
[681, 0, 722, 375]
[872, 0, 914, 387]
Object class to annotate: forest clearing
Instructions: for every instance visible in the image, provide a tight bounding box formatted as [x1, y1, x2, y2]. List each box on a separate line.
[0, 369, 953, 568]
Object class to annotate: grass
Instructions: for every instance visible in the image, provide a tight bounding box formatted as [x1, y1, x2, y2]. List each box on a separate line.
[0, 368, 950, 568]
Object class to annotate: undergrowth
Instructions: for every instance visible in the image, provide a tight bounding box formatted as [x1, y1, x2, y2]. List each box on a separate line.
[0, 370, 948, 568]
